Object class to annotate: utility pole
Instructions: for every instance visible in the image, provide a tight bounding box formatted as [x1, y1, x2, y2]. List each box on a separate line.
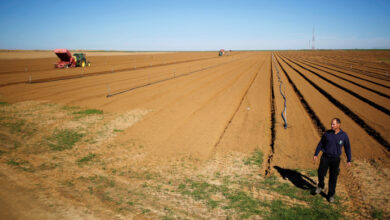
[312, 25, 315, 50]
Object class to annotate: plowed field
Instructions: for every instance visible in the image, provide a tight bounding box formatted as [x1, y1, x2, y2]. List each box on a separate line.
[0, 50, 389, 219]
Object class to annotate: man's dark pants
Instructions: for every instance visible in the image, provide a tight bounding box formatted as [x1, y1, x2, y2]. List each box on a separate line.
[317, 154, 341, 197]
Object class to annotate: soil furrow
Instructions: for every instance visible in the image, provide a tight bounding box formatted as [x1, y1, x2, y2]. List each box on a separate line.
[279, 55, 390, 116]
[306, 57, 388, 80]
[107, 55, 249, 98]
[276, 54, 390, 151]
[284, 56, 390, 99]
[274, 55, 325, 135]
[291, 56, 390, 88]
[280, 54, 390, 143]
[314, 56, 389, 75]
[274, 54, 373, 218]
[265, 54, 276, 176]
[212, 56, 265, 151]
[0, 56, 222, 87]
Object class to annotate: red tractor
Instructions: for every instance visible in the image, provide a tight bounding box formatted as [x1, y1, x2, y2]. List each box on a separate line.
[54, 49, 90, 68]
[219, 49, 225, 56]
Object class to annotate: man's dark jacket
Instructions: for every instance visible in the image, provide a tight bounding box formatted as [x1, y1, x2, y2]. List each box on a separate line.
[314, 129, 351, 162]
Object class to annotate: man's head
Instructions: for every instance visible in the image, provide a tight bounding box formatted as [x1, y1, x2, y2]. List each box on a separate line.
[331, 118, 341, 132]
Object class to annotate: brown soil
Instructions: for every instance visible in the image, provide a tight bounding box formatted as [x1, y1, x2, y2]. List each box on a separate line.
[0, 50, 389, 219]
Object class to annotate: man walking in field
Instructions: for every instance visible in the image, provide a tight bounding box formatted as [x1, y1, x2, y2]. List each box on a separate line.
[313, 118, 352, 203]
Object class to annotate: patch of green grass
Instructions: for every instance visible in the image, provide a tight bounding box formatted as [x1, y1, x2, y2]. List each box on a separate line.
[113, 129, 124, 133]
[0, 118, 36, 139]
[369, 159, 381, 170]
[6, 119, 37, 137]
[85, 175, 116, 188]
[6, 158, 34, 172]
[48, 129, 84, 151]
[306, 169, 317, 177]
[63, 180, 75, 187]
[265, 198, 343, 220]
[236, 178, 253, 189]
[38, 162, 59, 170]
[0, 101, 9, 106]
[262, 175, 277, 186]
[127, 170, 158, 180]
[223, 190, 265, 218]
[73, 109, 103, 115]
[163, 207, 175, 218]
[77, 153, 97, 165]
[244, 148, 264, 168]
[177, 179, 221, 210]
[260, 175, 313, 202]
[61, 105, 81, 111]
[5, 120, 24, 133]
[370, 207, 384, 220]
[273, 182, 300, 199]
[259, 176, 344, 219]
[379, 58, 390, 63]
[141, 208, 150, 214]
[178, 178, 266, 217]
[100, 192, 113, 201]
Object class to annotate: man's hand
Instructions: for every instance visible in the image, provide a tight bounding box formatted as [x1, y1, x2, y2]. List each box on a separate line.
[347, 162, 352, 167]
[313, 156, 318, 164]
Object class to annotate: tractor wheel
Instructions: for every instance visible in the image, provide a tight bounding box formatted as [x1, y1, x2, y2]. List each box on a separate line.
[81, 60, 86, 68]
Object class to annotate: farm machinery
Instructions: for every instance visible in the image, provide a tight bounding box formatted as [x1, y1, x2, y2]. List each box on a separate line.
[219, 49, 231, 56]
[219, 49, 225, 56]
[54, 49, 91, 68]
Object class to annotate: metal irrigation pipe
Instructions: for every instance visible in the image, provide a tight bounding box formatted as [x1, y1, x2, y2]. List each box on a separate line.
[272, 54, 287, 129]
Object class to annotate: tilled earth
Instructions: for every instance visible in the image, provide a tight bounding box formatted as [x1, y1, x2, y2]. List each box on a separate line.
[0, 50, 389, 219]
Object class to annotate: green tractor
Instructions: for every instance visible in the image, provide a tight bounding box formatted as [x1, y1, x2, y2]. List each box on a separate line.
[73, 53, 91, 68]
[54, 49, 91, 68]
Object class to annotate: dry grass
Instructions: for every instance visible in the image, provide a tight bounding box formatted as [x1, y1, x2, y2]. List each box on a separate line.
[351, 159, 390, 219]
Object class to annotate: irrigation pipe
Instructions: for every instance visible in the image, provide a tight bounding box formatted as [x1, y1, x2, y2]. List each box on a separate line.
[272, 54, 287, 129]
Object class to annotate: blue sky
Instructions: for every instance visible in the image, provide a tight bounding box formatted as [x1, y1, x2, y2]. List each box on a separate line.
[0, 0, 389, 50]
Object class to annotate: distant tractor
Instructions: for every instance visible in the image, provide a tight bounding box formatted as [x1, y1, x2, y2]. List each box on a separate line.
[54, 49, 91, 68]
[219, 49, 225, 56]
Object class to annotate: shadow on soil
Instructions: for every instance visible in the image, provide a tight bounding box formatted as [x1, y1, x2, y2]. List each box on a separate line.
[273, 166, 327, 199]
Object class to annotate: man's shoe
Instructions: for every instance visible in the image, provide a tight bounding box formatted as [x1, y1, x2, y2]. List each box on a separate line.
[315, 187, 322, 194]
[328, 196, 335, 203]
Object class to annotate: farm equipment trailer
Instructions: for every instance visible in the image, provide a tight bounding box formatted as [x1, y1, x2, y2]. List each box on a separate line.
[54, 49, 91, 68]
